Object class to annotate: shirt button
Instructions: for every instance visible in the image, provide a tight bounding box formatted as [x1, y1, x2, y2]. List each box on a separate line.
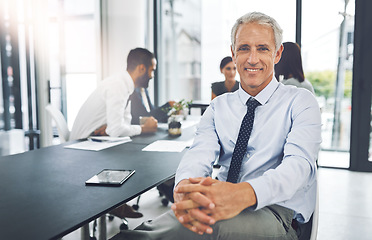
[247, 153, 250, 158]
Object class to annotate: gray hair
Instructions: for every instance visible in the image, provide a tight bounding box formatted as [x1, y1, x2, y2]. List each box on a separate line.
[231, 12, 283, 52]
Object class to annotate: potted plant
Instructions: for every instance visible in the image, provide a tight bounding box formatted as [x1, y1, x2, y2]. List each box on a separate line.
[164, 99, 192, 136]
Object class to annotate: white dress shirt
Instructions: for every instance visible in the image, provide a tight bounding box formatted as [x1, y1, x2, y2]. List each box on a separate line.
[175, 78, 322, 223]
[70, 71, 141, 140]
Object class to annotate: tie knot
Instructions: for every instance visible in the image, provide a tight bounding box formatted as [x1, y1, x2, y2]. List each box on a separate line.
[246, 98, 260, 109]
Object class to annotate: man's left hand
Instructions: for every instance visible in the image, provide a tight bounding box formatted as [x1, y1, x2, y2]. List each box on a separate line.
[172, 177, 257, 234]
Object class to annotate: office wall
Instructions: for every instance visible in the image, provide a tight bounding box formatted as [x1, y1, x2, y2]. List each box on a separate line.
[101, 0, 148, 78]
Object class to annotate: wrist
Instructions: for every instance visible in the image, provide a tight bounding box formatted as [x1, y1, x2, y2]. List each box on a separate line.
[236, 182, 257, 208]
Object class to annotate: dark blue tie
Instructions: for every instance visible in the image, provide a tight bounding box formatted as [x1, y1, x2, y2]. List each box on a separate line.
[226, 97, 261, 183]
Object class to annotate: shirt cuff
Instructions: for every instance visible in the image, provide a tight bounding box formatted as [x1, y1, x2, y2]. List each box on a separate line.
[131, 125, 142, 136]
[247, 177, 271, 210]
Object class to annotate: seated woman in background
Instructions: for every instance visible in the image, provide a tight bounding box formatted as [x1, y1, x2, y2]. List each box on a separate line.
[275, 41, 315, 94]
[211, 56, 239, 100]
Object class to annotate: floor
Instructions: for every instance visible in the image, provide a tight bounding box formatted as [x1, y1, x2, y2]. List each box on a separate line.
[62, 188, 172, 240]
[61, 167, 372, 240]
[317, 168, 372, 240]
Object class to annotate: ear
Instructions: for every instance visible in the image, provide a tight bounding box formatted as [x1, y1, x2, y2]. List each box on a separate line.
[274, 44, 284, 64]
[136, 64, 146, 75]
[231, 45, 236, 64]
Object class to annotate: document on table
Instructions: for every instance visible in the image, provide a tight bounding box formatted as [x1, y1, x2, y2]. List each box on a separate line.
[64, 136, 132, 151]
[181, 119, 199, 129]
[142, 140, 190, 152]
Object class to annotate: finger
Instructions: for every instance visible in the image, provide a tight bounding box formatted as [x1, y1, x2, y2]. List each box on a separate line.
[188, 177, 205, 184]
[171, 199, 199, 211]
[188, 192, 215, 209]
[199, 177, 218, 186]
[190, 220, 214, 235]
[199, 208, 213, 215]
[176, 211, 194, 224]
[173, 209, 190, 223]
[173, 192, 187, 203]
[175, 184, 205, 194]
[182, 222, 198, 234]
[172, 213, 196, 233]
[189, 208, 216, 226]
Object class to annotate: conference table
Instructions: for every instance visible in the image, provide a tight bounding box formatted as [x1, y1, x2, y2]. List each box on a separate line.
[0, 118, 199, 240]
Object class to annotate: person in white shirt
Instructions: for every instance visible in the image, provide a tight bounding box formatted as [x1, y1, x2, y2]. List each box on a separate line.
[70, 48, 158, 141]
[70, 48, 159, 219]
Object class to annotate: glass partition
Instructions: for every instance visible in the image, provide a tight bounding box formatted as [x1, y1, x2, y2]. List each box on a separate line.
[157, 0, 202, 105]
[157, 0, 296, 105]
[48, 0, 98, 129]
[200, 0, 296, 101]
[303, 0, 355, 168]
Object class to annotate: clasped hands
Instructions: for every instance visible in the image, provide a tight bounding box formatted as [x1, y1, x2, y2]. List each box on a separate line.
[171, 177, 256, 235]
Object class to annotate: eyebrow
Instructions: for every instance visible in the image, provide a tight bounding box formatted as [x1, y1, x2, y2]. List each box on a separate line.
[237, 44, 249, 48]
[257, 44, 270, 48]
[237, 43, 271, 49]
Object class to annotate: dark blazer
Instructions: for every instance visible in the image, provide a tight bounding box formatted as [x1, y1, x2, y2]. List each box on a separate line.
[211, 80, 240, 97]
[129, 87, 170, 124]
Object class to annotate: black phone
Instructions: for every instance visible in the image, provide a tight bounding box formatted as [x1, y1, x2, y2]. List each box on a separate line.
[85, 169, 135, 186]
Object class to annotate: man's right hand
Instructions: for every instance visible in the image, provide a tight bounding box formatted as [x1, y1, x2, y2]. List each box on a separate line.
[141, 116, 158, 133]
[172, 179, 216, 235]
[92, 124, 108, 136]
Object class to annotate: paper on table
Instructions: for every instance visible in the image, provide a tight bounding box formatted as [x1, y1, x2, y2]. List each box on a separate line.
[181, 120, 199, 129]
[87, 136, 131, 142]
[142, 140, 189, 152]
[185, 138, 194, 148]
[64, 136, 131, 151]
[157, 123, 168, 130]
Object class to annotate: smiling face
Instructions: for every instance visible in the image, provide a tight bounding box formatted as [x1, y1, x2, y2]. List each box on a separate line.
[231, 22, 283, 96]
[221, 61, 237, 82]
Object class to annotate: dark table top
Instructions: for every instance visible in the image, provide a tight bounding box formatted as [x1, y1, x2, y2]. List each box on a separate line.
[131, 124, 197, 145]
[0, 127, 194, 240]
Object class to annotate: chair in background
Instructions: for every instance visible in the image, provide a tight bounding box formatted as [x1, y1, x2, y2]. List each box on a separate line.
[299, 172, 319, 240]
[309, 175, 319, 240]
[45, 104, 70, 143]
[188, 101, 209, 116]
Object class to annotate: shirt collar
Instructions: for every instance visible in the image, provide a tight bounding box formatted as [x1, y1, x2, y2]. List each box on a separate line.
[238, 76, 279, 106]
[123, 70, 135, 92]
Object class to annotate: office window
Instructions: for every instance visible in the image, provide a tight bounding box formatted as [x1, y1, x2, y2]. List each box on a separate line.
[200, 0, 296, 101]
[303, 0, 355, 168]
[48, 0, 98, 130]
[156, 0, 296, 104]
[157, 0, 202, 104]
[0, 0, 38, 151]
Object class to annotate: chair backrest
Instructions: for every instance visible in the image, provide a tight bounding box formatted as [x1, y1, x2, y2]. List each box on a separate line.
[45, 104, 70, 143]
[309, 173, 319, 240]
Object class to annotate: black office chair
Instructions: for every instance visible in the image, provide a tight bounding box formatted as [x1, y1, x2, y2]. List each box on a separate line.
[132, 178, 175, 213]
[156, 178, 175, 205]
[90, 214, 129, 239]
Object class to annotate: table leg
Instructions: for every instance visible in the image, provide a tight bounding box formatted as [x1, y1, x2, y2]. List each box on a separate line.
[81, 224, 90, 240]
[99, 215, 107, 240]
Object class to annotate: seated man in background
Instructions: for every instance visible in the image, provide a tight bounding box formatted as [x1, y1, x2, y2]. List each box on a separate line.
[111, 12, 321, 240]
[129, 72, 174, 124]
[70, 47, 158, 140]
[129, 68, 177, 203]
[70, 47, 159, 218]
